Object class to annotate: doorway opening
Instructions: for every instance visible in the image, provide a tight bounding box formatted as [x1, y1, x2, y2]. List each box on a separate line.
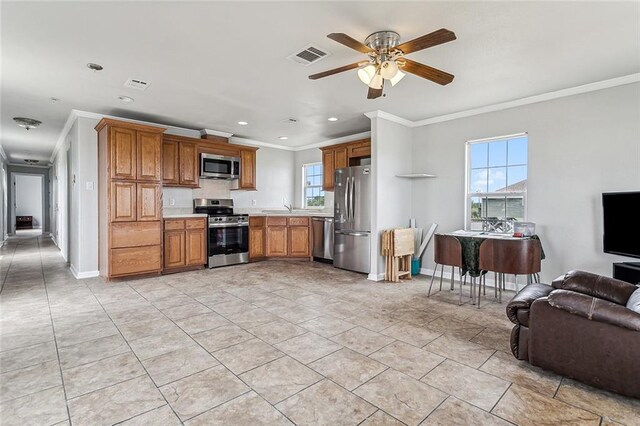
[12, 173, 45, 236]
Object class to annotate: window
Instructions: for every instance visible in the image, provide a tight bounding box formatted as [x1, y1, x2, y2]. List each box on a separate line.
[303, 163, 325, 208]
[466, 134, 528, 233]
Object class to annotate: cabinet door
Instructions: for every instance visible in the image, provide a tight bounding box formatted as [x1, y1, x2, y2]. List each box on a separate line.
[266, 226, 288, 257]
[162, 141, 179, 185]
[110, 181, 136, 222]
[186, 229, 206, 266]
[249, 227, 266, 259]
[348, 140, 371, 158]
[179, 142, 199, 186]
[137, 183, 161, 221]
[164, 231, 186, 269]
[322, 149, 335, 191]
[288, 225, 310, 257]
[137, 131, 162, 181]
[334, 146, 348, 169]
[110, 127, 137, 180]
[239, 149, 257, 190]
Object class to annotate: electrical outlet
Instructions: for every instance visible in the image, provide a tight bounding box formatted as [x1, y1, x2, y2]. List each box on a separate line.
[169, 198, 175, 206]
[252, 199, 257, 206]
[85, 181, 94, 190]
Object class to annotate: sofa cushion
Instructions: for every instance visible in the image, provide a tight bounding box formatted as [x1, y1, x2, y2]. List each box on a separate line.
[626, 287, 640, 313]
[552, 270, 636, 305]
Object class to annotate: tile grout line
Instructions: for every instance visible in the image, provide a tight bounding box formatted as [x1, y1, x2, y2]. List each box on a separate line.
[36, 233, 74, 425]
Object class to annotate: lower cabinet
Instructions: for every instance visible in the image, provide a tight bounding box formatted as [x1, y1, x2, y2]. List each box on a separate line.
[163, 217, 207, 272]
[255, 216, 310, 260]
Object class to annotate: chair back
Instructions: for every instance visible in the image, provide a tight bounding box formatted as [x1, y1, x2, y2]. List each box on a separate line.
[478, 238, 496, 271]
[434, 234, 464, 267]
[491, 239, 541, 275]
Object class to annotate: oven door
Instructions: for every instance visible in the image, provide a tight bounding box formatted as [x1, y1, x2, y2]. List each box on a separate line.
[200, 154, 240, 179]
[208, 224, 249, 267]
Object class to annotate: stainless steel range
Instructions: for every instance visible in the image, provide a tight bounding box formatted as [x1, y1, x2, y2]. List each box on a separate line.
[193, 199, 249, 268]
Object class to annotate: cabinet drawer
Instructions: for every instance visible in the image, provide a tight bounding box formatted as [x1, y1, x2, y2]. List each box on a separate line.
[111, 222, 161, 248]
[186, 218, 206, 229]
[250, 216, 265, 227]
[164, 219, 185, 230]
[110, 245, 161, 276]
[267, 217, 287, 226]
[288, 217, 309, 226]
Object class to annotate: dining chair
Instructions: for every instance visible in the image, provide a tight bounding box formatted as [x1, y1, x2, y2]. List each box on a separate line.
[477, 238, 541, 308]
[428, 234, 467, 304]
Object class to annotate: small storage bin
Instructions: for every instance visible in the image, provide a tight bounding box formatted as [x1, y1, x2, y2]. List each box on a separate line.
[411, 259, 421, 276]
[513, 222, 535, 237]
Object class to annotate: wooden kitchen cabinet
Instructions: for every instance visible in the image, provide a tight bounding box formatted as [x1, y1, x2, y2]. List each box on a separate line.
[320, 138, 371, 190]
[259, 216, 311, 259]
[249, 216, 266, 260]
[96, 118, 166, 280]
[163, 136, 199, 188]
[179, 142, 199, 186]
[266, 226, 288, 257]
[288, 225, 310, 257]
[239, 148, 257, 190]
[162, 140, 179, 185]
[164, 230, 186, 269]
[162, 217, 207, 272]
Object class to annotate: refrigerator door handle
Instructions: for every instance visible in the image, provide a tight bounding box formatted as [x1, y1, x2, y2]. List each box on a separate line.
[344, 176, 350, 222]
[335, 230, 369, 237]
[351, 175, 356, 224]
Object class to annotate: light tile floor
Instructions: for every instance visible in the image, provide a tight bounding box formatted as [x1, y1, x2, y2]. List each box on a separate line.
[1, 234, 639, 425]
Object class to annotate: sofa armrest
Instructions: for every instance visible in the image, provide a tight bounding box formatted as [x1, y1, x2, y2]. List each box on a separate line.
[552, 270, 637, 305]
[548, 289, 640, 331]
[506, 283, 554, 325]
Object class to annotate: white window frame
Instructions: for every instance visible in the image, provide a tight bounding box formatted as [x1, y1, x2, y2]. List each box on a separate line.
[302, 162, 325, 209]
[464, 132, 528, 232]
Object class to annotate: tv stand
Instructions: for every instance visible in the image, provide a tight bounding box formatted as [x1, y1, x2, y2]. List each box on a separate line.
[613, 262, 640, 285]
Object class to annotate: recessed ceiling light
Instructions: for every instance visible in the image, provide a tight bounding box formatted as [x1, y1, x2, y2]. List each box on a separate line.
[117, 95, 134, 103]
[13, 117, 42, 130]
[278, 136, 288, 140]
[87, 63, 103, 72]
[328, 117, 339, 122]
[237, 121, 248, 126]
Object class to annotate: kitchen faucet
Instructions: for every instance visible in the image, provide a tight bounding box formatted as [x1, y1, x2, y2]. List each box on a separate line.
[284, 203, 293, 213]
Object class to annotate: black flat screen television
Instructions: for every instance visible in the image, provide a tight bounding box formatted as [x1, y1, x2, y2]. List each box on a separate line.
[602, 191, 640, 259]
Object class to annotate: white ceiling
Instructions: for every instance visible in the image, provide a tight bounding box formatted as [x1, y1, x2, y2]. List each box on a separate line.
[1, 1, 639, 163]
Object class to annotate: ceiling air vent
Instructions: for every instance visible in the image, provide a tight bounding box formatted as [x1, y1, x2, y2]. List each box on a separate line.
[287, 45, 330, 66]
[124, 78, 150, 91]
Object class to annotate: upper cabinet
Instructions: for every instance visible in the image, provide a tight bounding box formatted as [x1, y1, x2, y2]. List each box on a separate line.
[239, 148, 257, 190]
[199, 136, 258, 191]
[111, 127, 137, 180]
[320, 138, 371, 191]
[137, 131, 162, 181]
[162, 135, 199, 188]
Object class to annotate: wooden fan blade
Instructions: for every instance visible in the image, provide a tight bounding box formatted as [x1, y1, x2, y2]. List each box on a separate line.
[327, 33, 373, 54]
[309, 62, 364, 80]
[400, 58, 454, 85]
[367, 80, 384, 99]
[395, 28, 456, 54]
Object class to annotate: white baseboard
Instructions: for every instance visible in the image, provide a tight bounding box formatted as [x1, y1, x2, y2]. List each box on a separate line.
[367, 272, 385, 282]
[70, 264, 99, 279]
[420, 267, 528, 292]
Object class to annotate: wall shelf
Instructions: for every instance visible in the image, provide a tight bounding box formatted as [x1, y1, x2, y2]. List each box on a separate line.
[395, 173, 437, 179]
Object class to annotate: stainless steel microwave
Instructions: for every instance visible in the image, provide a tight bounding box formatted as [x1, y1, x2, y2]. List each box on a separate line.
[200, 153, 240, 180]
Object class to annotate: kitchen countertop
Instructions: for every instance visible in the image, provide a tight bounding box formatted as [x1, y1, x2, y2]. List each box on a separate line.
[163, 213, 209, 219]
[247, 211, 333, 218]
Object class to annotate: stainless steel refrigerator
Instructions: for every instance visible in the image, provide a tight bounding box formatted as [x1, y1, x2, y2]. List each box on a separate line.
[334, 165, 371, 274]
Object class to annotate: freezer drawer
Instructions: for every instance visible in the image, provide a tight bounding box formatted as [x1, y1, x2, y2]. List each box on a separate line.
[333, 231, 370, 274]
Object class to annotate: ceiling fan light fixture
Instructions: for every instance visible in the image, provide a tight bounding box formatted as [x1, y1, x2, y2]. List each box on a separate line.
[357, 64, 376, 85]
[368, 72, 383, 90]
[13, 117, 42, 130]
[389, 70, 406, 86]
[380, 60, 399, 80]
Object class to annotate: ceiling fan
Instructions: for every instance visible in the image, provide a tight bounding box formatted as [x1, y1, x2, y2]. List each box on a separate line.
[309, 29, 456, 99]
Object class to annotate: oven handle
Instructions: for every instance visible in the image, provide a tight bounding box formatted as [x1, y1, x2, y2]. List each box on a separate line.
[208, 223, 249, 228]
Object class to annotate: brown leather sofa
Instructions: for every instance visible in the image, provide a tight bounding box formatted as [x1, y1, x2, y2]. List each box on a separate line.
[507, 270, 640, 398]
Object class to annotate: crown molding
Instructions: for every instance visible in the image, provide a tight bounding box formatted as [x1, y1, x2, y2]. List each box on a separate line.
[292, 131, 372, 152]
[231, 136, 295, 151]
[365, 110, 414, 127]
[200, 128, 233, 138]
[411, 73, 640, 127]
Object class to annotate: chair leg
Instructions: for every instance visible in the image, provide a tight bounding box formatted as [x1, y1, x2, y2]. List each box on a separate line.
[494, 272, 497, 298]
[498, 273, 503, 303]
[527, 274, 532, 285]
[450, 266, 455, 291]
[470, 277, 476, 305]
[514, 275, 518, 293]
[428, 263, 439, 296]
[459, 271, 464, 305]
[439, 264, 444, 292]
[477, 276, 482, 308]
[483, 274, 486, 296]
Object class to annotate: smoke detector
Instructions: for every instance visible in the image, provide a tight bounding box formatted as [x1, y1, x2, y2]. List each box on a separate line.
[124, 78, 150, 91]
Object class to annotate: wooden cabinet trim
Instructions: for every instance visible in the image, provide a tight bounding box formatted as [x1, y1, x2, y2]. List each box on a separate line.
[266, 216, 287, 226]
[96, 118, 166, 134]
[185, 218, 206, 229]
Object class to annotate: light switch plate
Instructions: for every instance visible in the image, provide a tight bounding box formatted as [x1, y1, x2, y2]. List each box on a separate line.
[85, 181, 94, 190]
